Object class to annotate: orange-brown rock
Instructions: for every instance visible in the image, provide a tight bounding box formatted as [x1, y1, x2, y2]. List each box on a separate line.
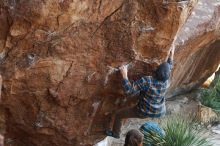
[0, 0, 219, 145]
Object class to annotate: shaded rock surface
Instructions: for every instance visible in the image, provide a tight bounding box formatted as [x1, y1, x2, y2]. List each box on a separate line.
[0, 0, 219, 145]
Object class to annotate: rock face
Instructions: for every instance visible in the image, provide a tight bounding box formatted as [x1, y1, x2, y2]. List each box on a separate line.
[0, 0, 219, 145]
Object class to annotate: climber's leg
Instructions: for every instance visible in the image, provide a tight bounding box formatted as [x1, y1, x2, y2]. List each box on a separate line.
[111, 106, 146, 138]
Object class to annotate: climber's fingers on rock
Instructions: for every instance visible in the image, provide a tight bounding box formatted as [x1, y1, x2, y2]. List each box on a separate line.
[119, 65, 128, 78]
[119, 65, 128, 72]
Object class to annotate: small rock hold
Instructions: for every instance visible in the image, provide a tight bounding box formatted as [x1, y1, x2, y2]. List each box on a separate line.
[212, 129, 220, 135]
[207, 124, 212, 129]
[10, 19, 30, 36]
[0, 50, 6, 63]
[177, 97, 189, 104]
[86, 72, 96, 82]
[139, 26, 155, 33]
[27, 53, 37, 65]
[211, 124, 220, 134]
[5, 138, 14, 144]
[49, 88, 58, 98]
[166, 104, 181, 114]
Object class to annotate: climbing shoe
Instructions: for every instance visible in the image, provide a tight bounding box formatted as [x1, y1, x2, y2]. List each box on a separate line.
[105, 130, 120, 139]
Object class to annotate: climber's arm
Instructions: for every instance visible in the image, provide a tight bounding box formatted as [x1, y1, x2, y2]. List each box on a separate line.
[169, 45, 175, 61]
[167, 45, 175, 68]
[120, 65, 148, 95]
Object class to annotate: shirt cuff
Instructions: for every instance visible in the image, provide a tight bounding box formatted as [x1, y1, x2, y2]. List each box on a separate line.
[122, 78, 129, 85]
[167, 57, 173, 65]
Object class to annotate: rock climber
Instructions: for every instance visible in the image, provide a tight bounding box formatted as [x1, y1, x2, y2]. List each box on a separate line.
[106, 47, 175, 138]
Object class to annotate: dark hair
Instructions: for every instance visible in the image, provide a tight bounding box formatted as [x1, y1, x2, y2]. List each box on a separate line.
[155, 62, 171, 82]
[124, 129, 143, 146]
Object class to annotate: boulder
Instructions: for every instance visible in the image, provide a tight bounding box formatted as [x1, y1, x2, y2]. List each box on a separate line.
[0, 0, 219, 145]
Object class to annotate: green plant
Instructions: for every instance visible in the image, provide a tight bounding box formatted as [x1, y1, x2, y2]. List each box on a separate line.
[200, 76, 220, 111]
[141, 116, 212, 146]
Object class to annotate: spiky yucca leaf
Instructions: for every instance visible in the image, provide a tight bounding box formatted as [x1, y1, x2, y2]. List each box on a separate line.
[141, 116, 212, 146]
[200, 76, 220, 111]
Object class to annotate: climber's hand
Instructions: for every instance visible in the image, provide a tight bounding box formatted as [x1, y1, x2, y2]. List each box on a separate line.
[169, 44, 175, 61]
[119, 65, 128, 79]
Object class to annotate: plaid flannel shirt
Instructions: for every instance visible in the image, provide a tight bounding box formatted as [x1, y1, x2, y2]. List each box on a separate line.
[122, 59, 173, 117]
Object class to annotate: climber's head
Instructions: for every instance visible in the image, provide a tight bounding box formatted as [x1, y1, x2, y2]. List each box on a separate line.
[124, 129, 143, 146]
[155, 62, 171, 82]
